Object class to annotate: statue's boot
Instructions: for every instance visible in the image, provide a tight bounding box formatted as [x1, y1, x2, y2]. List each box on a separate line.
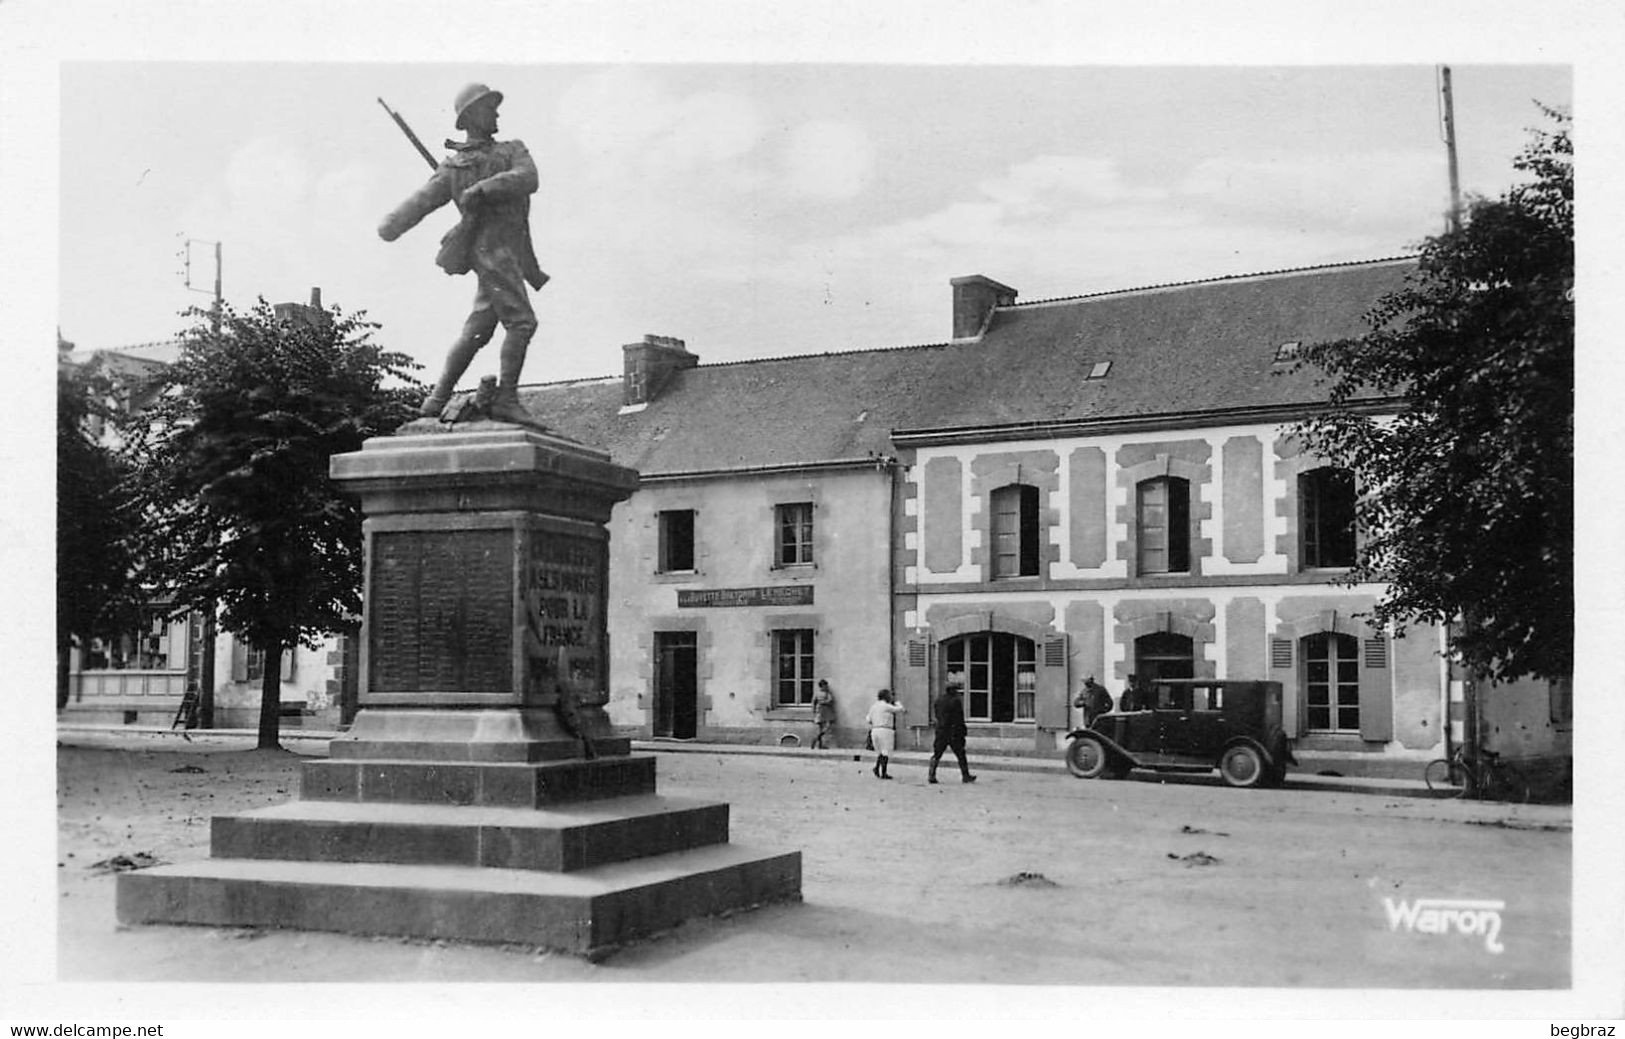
[420, 335, 484, 418]
[487, 328, 545, 428]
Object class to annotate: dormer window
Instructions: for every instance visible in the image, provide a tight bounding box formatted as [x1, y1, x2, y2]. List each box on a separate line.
[1273, 341, 1302, 363]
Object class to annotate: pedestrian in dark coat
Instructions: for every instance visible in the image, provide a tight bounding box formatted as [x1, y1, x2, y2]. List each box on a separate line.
[928, 686, 977, 784]
[1074, 675, 1113, 726]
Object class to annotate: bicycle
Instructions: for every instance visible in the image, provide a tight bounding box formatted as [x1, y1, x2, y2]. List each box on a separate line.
[1423, 745, 1530, 802]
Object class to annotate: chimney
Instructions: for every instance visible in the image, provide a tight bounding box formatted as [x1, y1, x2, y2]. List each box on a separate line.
[273, 287, 329, 329]
[950, 275, 1018, 339]
[622, 334, 698, 407]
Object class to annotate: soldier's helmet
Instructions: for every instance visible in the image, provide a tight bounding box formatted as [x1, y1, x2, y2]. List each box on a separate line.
[454, 83, 504, 129]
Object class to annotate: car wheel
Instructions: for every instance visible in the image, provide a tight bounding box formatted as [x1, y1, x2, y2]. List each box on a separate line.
[1219, 745, 1265, 788]
[1066, 735, 1110, 779]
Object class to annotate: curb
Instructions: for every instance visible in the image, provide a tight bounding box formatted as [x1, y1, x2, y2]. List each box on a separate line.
[56, 723, 1435, 799]
[55, 723, 1573, 816]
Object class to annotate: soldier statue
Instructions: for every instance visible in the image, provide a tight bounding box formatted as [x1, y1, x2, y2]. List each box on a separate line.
[378, 83, 549, 427]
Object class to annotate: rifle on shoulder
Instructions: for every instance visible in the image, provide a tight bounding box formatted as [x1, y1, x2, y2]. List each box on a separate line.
[377, 96, 478, 276]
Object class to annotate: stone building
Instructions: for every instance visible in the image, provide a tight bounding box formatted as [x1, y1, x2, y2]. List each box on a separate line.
[882, 260, 1450, 773]
[524, 257, 1459, 774]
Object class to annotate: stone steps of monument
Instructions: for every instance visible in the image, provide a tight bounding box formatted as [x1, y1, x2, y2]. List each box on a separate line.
[299, 753, 658, 808]
[116, 842, 803, 959]
[210, 795, 731, 873]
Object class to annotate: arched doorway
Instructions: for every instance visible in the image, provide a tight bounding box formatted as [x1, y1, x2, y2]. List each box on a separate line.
[1134, 631, 1194, 683]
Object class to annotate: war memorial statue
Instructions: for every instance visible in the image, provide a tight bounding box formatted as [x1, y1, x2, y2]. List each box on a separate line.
[378, 83, 549, 427]
[115, 86, 801, 957]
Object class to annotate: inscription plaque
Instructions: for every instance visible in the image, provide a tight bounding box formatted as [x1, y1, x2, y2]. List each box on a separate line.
[369, 529, 513, 693]
[524, 532, 605, 701]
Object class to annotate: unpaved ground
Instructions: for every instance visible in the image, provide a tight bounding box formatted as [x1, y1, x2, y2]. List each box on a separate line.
[55, 735, 1571, 990]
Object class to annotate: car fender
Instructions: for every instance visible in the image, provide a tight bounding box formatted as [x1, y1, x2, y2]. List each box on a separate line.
[1066, 729, 1141, 768]
[1271, 731, 1299, 766]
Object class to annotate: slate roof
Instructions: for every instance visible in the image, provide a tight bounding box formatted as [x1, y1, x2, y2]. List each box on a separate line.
[523, 257, 1416, 475]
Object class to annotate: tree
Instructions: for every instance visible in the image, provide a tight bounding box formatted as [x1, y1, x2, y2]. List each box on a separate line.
[128, 299, 422, 748]
[56, 357, 143, 709]
[1291, 107, 1572, 683]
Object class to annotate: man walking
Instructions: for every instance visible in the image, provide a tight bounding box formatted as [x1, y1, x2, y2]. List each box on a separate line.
[928, 685, 977, 784]
[378, 82, 549, 426]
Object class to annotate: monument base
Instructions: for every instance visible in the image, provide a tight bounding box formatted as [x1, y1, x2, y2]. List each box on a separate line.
[116, 730, 801, 958]
[114, 426, 802, 959]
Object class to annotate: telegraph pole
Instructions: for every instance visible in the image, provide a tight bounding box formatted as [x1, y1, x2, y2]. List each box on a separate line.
[180, 236, 223, 727]
[1439, 66, 1464, 234]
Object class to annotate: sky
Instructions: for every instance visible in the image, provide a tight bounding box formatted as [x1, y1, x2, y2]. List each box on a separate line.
[7, 0, 1625, 1025]
[54, 62, 1572, 386]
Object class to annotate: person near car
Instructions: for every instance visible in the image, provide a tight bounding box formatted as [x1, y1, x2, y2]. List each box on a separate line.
[1074, 675, 1113, 726]
[928, 684, 978, 784]
[1119, 674, 1144, 712]
[865, 688, 905, 779]
[810, 679, 837, 749]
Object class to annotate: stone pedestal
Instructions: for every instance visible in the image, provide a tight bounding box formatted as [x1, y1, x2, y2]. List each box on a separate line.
[117, 424, 801, 958]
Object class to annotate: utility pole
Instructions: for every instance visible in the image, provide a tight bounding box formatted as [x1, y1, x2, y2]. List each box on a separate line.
[1438, 65, 1464, 234]
[180, 236, 223, 727]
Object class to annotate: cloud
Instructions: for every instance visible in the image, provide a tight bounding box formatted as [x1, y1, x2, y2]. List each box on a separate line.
[781, 120, 874, 199]
[978, 155, 1165, 213]
[557, 67, 764, 177]
[1179, 149, 1445, 231]
[224, 136, 311, 217]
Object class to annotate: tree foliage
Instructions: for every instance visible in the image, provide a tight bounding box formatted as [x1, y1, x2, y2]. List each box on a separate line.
[56, 359, 144, 708]
[1292, 107, 1572, 682]
[128, 300, 423, 746]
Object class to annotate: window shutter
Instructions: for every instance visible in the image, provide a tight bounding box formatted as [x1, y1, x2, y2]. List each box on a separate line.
[230, 639, 247, 682]
[1036, 633, 1069, 729]
[1357, 638, 1393, 742]
[1043, 635, 1067, 668]
[907, 638, 928, 667]
[281, 649, 295, 681]
[1270, 638, 1293, 669]
[1363, 637, 1388, 669]
[897, 637, 931, 726]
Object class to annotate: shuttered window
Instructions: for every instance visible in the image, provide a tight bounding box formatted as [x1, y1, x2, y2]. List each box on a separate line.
[1301, 467, 1357, 569]
[944, 633, 1036, 723]
[1304, 632, 1360, 732]
[991, 484, 1040, 578]
[1137, 477, 1190, 574]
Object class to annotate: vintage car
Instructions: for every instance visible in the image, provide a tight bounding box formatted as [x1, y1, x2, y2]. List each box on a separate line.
[1064, 679, 1296, 788]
